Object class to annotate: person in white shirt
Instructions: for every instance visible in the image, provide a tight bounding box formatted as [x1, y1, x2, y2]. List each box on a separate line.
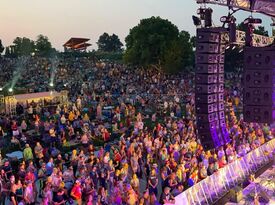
[76, 96, 82, 110]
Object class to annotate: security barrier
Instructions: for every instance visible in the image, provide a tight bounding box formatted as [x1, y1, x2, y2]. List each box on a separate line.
[175, 138, 275, 205]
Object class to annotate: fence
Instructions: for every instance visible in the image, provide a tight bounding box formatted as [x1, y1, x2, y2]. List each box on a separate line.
[175, 138, 275, 205]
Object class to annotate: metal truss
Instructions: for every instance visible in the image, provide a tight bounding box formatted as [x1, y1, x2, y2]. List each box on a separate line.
[196, 0, 275, 17]
[196, 0, 251, 10]
[228, 30, 274, 46]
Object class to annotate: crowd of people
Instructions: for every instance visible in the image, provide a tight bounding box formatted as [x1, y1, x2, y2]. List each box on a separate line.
[0, 56, 273, 205]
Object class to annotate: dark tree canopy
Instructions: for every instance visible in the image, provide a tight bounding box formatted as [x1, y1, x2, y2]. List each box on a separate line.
[13, 37, 35, 56]
[124, 16, 194, 73]
[0, 40, 4, 54]
[97, 33, 123, 52]
[35, 34, 54, 56]
[7, 35, 55, 57]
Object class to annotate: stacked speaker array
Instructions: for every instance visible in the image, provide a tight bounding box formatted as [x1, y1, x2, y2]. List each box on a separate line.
[195, 28, 230, 150]
[243, 46, 275, 123]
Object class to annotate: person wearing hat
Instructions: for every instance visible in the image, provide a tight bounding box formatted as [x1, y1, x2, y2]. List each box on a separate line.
[70, 180, 82, 205]
[160, 187, 175, 205]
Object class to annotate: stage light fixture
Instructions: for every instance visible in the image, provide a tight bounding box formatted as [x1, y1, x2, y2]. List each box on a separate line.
[49, 82, 54, 87]
[244, 17, 262, 25]
[204, 8, 213, 27]
[192, 15, 201, 26]
[8, 88, 13, 92]
[0, 88, 3, 91]
[197, 8, 205, 15]
[220, 16, 236, 23]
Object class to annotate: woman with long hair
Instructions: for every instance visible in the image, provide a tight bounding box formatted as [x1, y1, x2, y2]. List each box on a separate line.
[148, 169, 158, 198]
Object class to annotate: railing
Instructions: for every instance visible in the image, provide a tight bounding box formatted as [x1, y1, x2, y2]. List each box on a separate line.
[175, 138, 275, 205]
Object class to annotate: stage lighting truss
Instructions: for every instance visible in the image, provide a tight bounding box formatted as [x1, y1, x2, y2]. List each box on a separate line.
[197, 0, 251, 10]
[222, 30, 274, 47]
[196, 0, 275, 18]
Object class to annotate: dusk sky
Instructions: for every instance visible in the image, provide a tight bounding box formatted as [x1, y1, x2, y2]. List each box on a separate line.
[0, 0, 273, 51]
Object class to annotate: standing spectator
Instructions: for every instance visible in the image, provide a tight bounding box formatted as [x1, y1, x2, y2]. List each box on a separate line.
[23, 144, 34, 162]
[70, 180, 82, 205]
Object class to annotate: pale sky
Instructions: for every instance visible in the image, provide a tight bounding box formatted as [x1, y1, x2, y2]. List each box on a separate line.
[0, 0, 273, 51]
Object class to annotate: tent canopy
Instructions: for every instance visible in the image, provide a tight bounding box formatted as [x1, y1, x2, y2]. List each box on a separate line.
[63, 38, 91, 51]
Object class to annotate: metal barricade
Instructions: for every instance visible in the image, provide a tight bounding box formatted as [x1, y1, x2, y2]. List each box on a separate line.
[175, 139, 275, 205]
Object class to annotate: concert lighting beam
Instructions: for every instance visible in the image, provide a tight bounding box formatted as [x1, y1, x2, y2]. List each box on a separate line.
[10, 57, 28, 92]
[49, 57, 58, 89]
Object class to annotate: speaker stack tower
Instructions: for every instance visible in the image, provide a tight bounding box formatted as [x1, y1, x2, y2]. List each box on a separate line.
[195, 27, 231, 150]
[243, 45, 275, 123]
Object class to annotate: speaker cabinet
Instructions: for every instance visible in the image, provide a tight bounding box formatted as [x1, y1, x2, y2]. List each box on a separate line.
[218, 102, 224, 111]
[244, 69, 275, 88]
[197, 31, 220, 44]
[244, 106, 275, 123]
[218, 111, 225, 119]
[196, 43, 225, 54]
[244, 48, 275, 70]
[197, 112, 218, 123]
[196, 94, 217, 104]
[195, 74, 218, 84]
[196, 53, 224, 64]
[218, 74, 224, 83]
[244, 87, 275, 106]
[196, 64, 218, 74]
[218, 93, 224, 102]
[218, 64, 224, 73]
[218, 84, 224, 92]
[196, 84, 217, 94]
[196, 103, 218, 114]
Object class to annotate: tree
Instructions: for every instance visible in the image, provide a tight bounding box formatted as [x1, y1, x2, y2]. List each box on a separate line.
[254, 26, 269, 36]
[35, 35, 53, 56]
[13, 37, 35, 56]
[0, 40, 4, 54]
[124, 16, 179, 69]
[163, 31, 194, 73]
[97, 33, 123, 52]
[124, 16, 194, 73]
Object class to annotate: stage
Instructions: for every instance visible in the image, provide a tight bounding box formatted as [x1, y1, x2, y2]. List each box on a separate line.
[226, 165, 275, 205]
